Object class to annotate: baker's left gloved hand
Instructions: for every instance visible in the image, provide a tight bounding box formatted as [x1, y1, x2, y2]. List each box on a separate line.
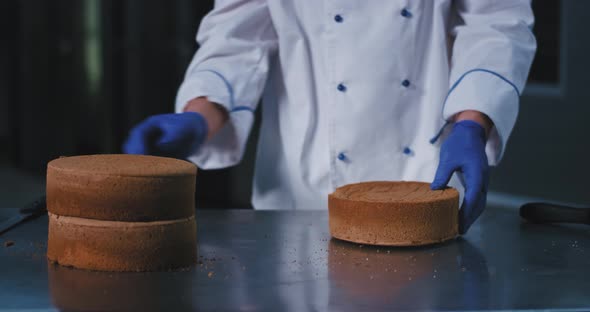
[123, 112, 208, 159]
[431, 120, 489, 234]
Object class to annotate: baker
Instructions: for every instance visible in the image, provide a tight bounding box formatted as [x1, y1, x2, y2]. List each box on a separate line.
[124, 1, 536, 234]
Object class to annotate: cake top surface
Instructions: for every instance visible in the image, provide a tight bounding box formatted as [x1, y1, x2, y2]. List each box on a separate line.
[331, 181, 458, 203]
[48, 154, 196, 177]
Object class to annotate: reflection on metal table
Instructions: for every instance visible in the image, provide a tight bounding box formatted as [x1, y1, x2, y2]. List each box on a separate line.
[0, 206, 589, 311]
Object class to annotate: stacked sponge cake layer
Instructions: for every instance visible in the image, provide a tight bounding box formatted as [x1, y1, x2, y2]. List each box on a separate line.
[46, 154, 197, 272]
[47, 213, 196, 272]
[328, 181, 459, 246]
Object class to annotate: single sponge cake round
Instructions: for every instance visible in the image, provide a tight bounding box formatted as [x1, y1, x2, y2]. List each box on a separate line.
[47, 154, 196, 221]
[47, 213, 197, 272]
[328, 181, 459, 246]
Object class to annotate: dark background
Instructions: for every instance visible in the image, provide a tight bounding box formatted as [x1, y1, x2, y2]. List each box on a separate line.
[1, 0, 586, 209]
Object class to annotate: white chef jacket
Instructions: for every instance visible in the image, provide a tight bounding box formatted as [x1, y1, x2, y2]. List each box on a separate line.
[176, 0, 536, 210]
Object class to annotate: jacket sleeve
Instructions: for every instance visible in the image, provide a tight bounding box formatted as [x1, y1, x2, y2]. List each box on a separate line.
[176, 0, 277, 169]
[443, 0, 537, 165]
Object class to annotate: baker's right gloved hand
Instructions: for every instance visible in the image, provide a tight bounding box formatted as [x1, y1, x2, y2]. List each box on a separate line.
[431, 120, 489, 234]
[123, 112, 208, 159]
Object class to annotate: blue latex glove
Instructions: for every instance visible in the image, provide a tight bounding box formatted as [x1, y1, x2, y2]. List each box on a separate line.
[431, 120, 489, 234]
[123, 112, 208, 159]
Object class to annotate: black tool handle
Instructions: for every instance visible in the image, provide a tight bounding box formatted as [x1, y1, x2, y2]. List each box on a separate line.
[19, 195, 47, 217]
[520, 202, 590, 225]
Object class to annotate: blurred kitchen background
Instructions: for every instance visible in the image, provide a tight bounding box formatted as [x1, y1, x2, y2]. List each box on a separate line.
[0, 0, 588, 211]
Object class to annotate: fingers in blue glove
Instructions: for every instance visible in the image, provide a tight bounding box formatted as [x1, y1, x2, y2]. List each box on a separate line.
[123, 112, 208, 159]
[460, 183, 488, 234]
[153, 122, 203, 158]
[431, 160, 459, 190]
[430, 120, 489, 234]
[458, 162, 489, 234]
[123, 117, 162, 155]
[157, 112, 208, 158]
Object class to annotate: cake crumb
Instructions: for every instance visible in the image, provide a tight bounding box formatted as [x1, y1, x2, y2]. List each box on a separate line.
[208, 271, 214, 278]
[4, 241, 15, 247]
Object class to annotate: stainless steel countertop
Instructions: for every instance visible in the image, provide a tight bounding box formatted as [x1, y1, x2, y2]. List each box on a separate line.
[0, 207, 588, 311]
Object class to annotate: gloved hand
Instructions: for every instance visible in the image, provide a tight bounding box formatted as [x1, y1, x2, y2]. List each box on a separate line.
[123, 112, 208, 159]
[431, 120, 489, 234]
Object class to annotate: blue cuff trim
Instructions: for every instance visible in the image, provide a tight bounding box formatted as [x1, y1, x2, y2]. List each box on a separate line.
[194, 69, 236, 109]
[448, 68, 520, 98]
[195, 69, 255, 115]
[230, 106, 255, 113]
[433, 69, 518, 145]
[442, 69, 520, 119]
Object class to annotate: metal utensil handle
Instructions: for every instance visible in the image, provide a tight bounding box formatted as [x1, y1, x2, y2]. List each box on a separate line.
[520, 202, 590, 225]
[19, 195, 47, 216]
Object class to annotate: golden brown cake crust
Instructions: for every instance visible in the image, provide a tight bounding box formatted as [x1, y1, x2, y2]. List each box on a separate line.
[47, 213, 197, 272]
[47, 155, 196, 221]
[328, 181, 459, 246]
[48, 154, 196, 177]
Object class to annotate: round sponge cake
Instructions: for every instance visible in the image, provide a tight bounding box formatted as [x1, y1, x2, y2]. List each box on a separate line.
[47, 154, 196, 221]
[328, 181, 459, 246]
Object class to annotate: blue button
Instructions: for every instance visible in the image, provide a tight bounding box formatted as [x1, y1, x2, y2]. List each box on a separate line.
[401, 8, 412, 18]
[403, 147, 412, 155]
[334, 15, 343, 23]
[337, 153, 347, 161]
[337, 83, 347, 92]
[402, 79, 411, 87]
